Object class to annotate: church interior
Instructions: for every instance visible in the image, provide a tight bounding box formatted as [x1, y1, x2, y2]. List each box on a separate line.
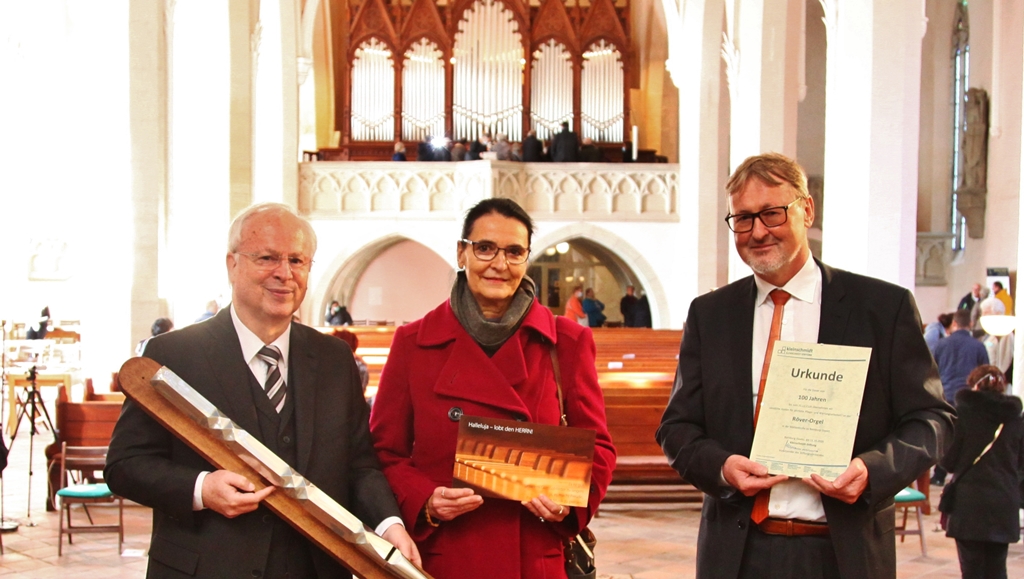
[1, 0, 1023, 575]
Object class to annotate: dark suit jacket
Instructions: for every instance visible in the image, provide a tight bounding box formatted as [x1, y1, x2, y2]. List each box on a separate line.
[105, 308, 400, 578]
[521, 135, 544, 162]
[550, 129, 579, 162]
[656, 261, 954, 579]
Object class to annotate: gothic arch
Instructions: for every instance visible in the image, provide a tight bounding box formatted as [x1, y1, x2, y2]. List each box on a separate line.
[309, 233, 453, 323]
[532, 223, 671, 328]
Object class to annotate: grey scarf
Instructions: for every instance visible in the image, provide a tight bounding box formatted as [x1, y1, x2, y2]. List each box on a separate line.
[450, 271, 536, 356]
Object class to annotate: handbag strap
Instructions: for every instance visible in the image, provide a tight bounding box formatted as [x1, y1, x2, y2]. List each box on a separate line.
[550, 347, 567, 427]
[955, 422, 1004, 482]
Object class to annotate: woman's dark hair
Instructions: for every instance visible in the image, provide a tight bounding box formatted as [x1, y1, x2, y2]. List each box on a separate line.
[460, 198, 534, 245]
[937, 312, 954, 329]
[967, 364, 1007, 394]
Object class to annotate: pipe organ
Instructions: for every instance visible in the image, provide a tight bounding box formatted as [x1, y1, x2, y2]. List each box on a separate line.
[340, 0, 632, 149]
[351, 39, 396, 141]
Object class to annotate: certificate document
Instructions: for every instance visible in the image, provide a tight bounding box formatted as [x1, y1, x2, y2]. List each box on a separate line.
[749, 341, 872, 479]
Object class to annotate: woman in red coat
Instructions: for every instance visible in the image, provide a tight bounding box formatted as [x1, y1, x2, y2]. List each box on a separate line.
[370, 198, 616, 578]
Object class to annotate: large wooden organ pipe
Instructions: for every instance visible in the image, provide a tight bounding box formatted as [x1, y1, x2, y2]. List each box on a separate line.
[580, 40, 623, 142]
[530, 39, 573, 140]
[401, 39, 445, 142]
[452, 0, 524, 142]
[351, 38, 396, 142]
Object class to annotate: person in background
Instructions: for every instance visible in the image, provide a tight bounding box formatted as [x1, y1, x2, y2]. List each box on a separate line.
[977, 297, 1014, 382]
[370, 198, 615, 579]
[136, 317, 175, 357]
[633, 291, 652, 328]
[579, 137, 601, 162]
[931, 308, 989, 486]
[25, 306, 50, 340]
[958, 283, 981, 311]
[392, 141, 407, 161]
[522, 130, 544, 162]
[940, 365, 1024, 579]
[564, 284, 587, 325]
[451, 139, 467, 162]
[195, 300, 219, 323]
[620, 285, 639, 327]
[332, 328, 369, 395]
[550, 121, 580, 162]
[467, 132, 490, 160]
[417, 138, 434, 162]
[924, 312, 955, 354]
[582, 288, 606, 328]
[491, 133, 511, 160]
[326, 301, 354, 326]
[992, 281, 1013, 315]
[971, 287, 991, 331]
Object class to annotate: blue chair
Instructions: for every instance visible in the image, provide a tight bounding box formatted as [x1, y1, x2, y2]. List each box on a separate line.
[56, 444, 123, 555]
[894, 484, 928, 557]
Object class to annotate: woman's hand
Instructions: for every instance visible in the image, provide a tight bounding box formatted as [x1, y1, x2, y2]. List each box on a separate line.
[522, 494, 569, 523]
[426, 487, 483, 522]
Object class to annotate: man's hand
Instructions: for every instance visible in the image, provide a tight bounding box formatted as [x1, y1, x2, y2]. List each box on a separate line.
[201, 469, 274, 518]
[803, 457, 868, 504]
[722, 455, 788, 496]
[426, 487, 483, 521]
[381, 524, 422, 569]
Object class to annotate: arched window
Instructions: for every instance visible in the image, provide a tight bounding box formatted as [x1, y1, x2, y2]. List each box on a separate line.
[402, 39, 445, 141]
[950, 1, 969, 250]
[351, 38, 395, 141]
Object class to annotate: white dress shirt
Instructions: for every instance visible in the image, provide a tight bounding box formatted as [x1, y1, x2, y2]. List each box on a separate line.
[751, 256, 827, 522]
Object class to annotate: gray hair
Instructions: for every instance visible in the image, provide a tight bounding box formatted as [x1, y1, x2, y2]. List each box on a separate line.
[227, 202, 317, 256]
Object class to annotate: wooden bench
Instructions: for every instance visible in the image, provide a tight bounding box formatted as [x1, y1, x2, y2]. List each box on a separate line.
[598, 373, 700, 503]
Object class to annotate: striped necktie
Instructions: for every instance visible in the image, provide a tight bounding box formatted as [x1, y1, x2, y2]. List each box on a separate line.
[257, 345, 287, 413]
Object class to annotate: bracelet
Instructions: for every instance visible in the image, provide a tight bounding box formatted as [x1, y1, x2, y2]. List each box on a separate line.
[424, 506, 440, 528]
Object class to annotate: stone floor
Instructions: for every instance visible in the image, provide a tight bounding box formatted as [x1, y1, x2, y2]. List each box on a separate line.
[1, 422, 1022, 578]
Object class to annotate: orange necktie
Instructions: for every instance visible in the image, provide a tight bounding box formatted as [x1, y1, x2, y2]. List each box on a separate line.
[751, 289, 791, 524]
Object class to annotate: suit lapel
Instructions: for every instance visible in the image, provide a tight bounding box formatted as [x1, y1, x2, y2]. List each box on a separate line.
[199, 310, 261, 436]
[815, 261, 850, 346]
[734, 279, 757, 431]
[288, 325, 318, 472]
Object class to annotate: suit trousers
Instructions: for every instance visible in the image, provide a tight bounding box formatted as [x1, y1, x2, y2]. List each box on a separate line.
[738, 528, 840, 579]
[956, 539, 1009, 579]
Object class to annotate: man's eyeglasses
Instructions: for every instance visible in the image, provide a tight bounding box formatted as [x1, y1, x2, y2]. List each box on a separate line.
[460, 239, 531, 265]
[724, 199, 803, 233]
[235, 252, 313, 272]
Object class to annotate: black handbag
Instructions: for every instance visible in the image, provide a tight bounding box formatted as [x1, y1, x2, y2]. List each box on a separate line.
[550, 348, 597, 579]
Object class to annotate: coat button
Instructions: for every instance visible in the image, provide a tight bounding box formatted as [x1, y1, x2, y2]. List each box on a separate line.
[282, 435, 291, 444]
[448, 407, 463, 421]
[251, 570, 262, 577]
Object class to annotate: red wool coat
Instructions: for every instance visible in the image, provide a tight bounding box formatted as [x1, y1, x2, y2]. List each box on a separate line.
[370, 299, 616, 579]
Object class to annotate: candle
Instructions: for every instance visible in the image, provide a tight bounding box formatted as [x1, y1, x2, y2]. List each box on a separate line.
[631, 125, 638, 161]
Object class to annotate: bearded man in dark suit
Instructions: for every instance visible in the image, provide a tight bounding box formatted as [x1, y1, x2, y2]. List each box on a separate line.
[106, 203, 419, 578]
[656, 153, 953, 579]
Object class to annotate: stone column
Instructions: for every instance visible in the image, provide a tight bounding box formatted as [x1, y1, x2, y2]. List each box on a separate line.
[725, 0, 800, 281]
[130, 0, 170, 356]
[665, 0, 730, 308]
[165, 0, 233, 323]
[819, 0, 926, 288]
[253, 0, 300, 207]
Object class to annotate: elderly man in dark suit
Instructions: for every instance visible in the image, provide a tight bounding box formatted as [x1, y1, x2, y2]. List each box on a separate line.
[106, 203, 419, 578]
[549, 121, 579, 162]
[656, 153, 953, 579]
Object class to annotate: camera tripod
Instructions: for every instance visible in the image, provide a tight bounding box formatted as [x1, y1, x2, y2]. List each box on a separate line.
[5, 366, 55, 527]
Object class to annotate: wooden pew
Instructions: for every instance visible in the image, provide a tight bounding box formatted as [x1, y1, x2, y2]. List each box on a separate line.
[45, 380, 125, 511]
[598, 372, 700, 503]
